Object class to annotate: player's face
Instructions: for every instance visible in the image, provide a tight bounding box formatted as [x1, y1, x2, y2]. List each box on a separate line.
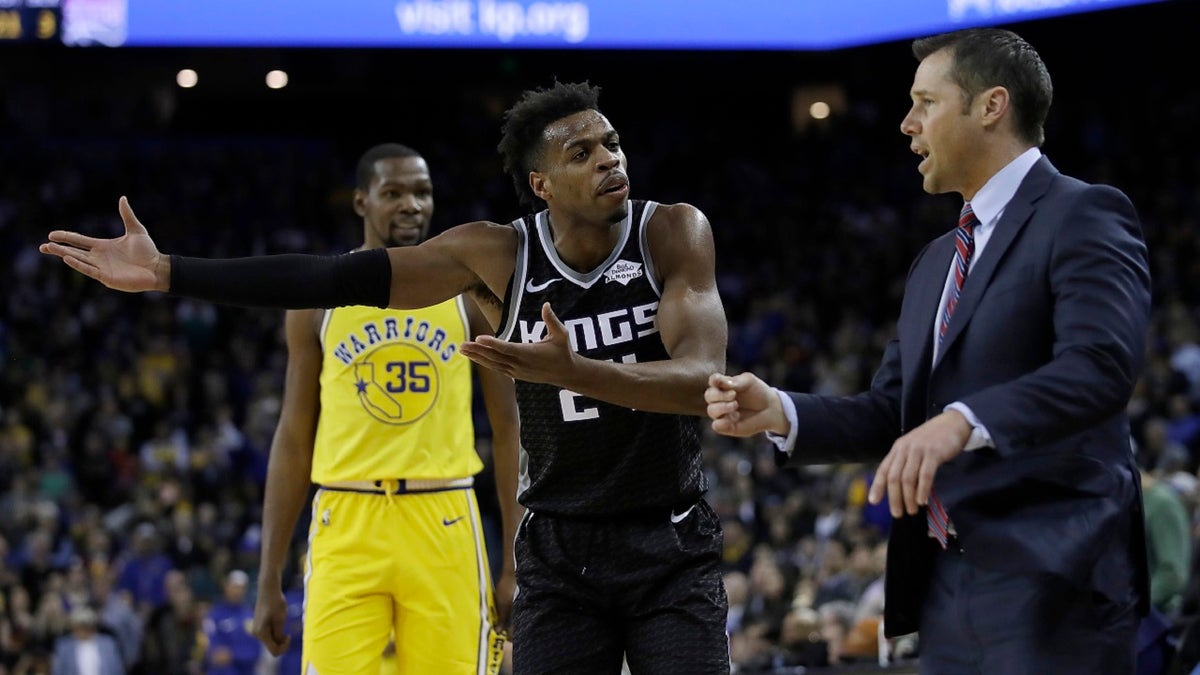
[224, 578, 247, 603]
[534, 109, 630, 225]
[900, 49, 985, 198]
[355, 156, 434, 248]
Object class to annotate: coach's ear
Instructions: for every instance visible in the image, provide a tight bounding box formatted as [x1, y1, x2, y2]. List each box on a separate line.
[530, 171, 551, 202]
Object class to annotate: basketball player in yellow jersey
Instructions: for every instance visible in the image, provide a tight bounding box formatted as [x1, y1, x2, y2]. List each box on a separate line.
[249, 143, 522, 675]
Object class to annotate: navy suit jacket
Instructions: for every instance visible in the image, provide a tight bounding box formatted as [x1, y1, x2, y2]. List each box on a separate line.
[782, 157, 1152, 636]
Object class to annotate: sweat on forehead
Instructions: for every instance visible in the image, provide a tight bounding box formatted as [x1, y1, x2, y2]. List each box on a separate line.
[540, 110, 611, 152]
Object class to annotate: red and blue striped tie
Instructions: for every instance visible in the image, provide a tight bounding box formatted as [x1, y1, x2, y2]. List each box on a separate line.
[928, 202, 978, 549]
[938, 203, 978, 348]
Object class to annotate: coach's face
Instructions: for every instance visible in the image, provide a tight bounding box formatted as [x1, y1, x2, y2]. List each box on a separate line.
[530, 109, 630, 226]
[901, 48, 990, 200]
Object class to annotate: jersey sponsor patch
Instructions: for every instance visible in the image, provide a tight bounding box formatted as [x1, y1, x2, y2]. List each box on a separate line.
[604, 259, 643, 285]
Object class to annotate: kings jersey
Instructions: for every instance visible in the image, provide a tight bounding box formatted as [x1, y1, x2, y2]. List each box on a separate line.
[310, 297, 482, 483]
[498, 200, 705, 517]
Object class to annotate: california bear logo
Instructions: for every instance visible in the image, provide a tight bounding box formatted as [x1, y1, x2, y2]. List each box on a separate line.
[353, 342, 441, 424]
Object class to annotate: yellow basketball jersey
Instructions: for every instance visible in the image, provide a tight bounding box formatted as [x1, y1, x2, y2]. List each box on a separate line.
[310, 297, 482, 483]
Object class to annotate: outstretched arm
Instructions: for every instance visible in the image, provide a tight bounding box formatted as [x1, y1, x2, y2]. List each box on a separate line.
[460, 203, 727, 416]
[42, 197, 518, 312]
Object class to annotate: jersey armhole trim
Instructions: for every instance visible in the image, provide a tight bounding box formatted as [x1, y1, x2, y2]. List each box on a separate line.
[638, 201, 662, 297]
[497, 218, 529, 342]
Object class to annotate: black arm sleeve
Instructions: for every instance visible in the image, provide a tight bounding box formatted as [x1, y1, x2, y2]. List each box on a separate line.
[169, 248, 392, 309]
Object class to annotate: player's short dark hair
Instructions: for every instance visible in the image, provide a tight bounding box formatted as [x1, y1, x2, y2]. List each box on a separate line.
[356, 143, 422, 190]
[913, 28, 1052, 146]
[497, 81, 602, 209]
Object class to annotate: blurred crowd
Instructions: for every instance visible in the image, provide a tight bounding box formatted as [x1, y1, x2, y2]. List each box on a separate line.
[2, 17, 1199, 674]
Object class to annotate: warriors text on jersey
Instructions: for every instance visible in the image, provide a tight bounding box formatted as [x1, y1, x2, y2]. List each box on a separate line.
[310, 297, 482, 483]
[498, 200, 704, 517]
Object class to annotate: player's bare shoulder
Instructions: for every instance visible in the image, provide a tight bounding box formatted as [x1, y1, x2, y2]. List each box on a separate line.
[644, 202, 716, 278]
[428, 219, 518, 247]
[425, 219, 520, 309]
[646, 202, 713, 241]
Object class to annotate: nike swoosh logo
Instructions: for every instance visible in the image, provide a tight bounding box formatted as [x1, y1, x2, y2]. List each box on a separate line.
[525, 278, 561, 293]
[442, 516, 465, 526]
[670, 504, 697, 524]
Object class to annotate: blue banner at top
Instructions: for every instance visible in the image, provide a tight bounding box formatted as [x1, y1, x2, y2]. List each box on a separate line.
[53, 0, 1163, 49]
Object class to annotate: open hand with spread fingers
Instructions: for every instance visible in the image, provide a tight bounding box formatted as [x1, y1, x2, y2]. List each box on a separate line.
[40, 196, 169, 293]
[460, 302, 577, 386]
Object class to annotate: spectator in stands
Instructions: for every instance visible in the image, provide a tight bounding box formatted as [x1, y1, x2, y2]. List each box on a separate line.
[91, 573, 140, 671]
[114, 524, 173, 620]
[1143, 468, 1191, 617]
[201, 570, 259, 675]
[139, 570, 203, 675]
[51, 605, 125, 675]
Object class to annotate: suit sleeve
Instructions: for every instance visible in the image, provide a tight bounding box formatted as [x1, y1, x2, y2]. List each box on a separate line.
[780, 337, 903, 465]
[959, 185, 1151, 456]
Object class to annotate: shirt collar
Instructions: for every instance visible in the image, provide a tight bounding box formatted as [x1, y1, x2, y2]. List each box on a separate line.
[968, 146, 1042, 227]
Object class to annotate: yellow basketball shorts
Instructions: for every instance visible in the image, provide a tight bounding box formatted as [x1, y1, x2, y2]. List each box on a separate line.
[302, 485, 503, 675]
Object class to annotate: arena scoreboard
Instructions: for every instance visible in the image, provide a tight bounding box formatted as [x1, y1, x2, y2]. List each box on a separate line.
[0, 0, 1169, 50]
[0, 0, 61, 43]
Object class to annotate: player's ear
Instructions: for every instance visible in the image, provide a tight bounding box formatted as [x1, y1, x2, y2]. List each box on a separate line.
[352, 189, 367, 218]
[530, 171, 551, 202]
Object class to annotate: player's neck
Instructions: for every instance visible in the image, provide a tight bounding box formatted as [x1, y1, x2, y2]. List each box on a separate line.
[545, 213, 623, 272]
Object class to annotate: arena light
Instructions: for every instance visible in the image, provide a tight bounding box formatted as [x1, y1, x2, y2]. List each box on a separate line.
[792, 85, 845, 133]
[176, 68, 198, 88]
[265, 69, 289, 89]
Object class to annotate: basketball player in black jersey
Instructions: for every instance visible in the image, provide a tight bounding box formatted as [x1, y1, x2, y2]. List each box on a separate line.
[42, 81, 731, 674]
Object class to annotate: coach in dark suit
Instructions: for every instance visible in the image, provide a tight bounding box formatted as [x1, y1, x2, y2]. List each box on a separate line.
[706, 28, 1151, 674]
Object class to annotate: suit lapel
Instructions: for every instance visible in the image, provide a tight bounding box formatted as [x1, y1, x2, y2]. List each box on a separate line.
[900, 235, 954, 394]
[932, 157, 1057, 370]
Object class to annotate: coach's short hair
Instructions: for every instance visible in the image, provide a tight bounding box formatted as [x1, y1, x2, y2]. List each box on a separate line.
[913, 28, 1052, 147]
